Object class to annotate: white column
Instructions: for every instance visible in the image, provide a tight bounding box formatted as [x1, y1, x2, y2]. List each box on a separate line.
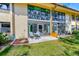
[50, 9, 53, 34]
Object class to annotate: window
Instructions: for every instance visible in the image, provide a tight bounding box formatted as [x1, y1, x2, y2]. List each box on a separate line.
[2, 23, 10, 27]
[53, 11, 65, 22]
[1, 22, 10, 32]
[72, 25, 75, 30]
[0, 3, 10, 10]
[28, 5, 50, 20]
[33, 24, 37, 33]
[30, 25, 33, 32]
[72, 15, 75, 21]
[76, 16, 79, 21]
[53, 11, 58, 21]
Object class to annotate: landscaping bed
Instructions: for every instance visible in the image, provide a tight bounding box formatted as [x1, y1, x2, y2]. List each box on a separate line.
[13, 39, 28, 44]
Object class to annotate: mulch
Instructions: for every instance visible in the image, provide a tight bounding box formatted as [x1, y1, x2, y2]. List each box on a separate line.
[13, 39, 28, 44]
[12, 39, 30, 48]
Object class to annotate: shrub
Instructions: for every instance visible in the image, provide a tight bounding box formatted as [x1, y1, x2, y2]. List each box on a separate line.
[72, 30, 79, 40]
[72, 30, 79, 35]
[58, 30, 79, 44]
[0, 33, 9, 45]
[58, 36, 79, 44]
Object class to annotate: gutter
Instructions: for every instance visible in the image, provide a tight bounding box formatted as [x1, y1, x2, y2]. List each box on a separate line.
[10, 3, 16, 45]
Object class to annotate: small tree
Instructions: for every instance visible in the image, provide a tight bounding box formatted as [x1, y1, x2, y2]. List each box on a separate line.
[0, 33, 8, 45]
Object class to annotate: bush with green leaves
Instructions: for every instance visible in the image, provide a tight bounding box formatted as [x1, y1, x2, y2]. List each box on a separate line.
[72, 30, 79, 39]
[72, 30, 79, 35]
[0, 33, 9, 45]
[58, 30, 79, 44]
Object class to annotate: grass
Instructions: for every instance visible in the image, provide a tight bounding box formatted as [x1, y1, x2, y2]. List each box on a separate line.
[28, 40, 79, 56]
[1, 37, 79, 56]
[28, 40, 67, 56]
[0, 45, 29, 56]
[0, 40, 70, 56]
[1, 30, 79, 56]
[1, 40, 79, 56]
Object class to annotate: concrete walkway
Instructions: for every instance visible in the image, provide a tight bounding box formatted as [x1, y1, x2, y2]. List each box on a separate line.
[28, 36, 58, 44]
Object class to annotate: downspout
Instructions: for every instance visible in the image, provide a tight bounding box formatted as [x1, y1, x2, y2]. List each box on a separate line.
[10, 3, 16, 45]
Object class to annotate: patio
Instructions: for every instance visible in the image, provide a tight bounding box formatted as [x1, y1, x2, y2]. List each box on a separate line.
[28, 36, 58, 44]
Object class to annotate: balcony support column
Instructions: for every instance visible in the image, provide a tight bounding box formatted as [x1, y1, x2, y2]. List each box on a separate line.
[50, 9, 53, 34]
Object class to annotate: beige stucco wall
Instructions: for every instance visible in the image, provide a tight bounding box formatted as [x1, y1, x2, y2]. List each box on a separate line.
[14, 3, 28, 39]
[0, 4, 13, 35]
[0, 10, 11, 22]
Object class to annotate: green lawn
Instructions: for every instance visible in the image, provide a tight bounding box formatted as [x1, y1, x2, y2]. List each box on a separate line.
[28, 40, 67, 56]
[1, 40, 79, 56]
[0, 45, 29, 56]
[28, 40, 79, 56]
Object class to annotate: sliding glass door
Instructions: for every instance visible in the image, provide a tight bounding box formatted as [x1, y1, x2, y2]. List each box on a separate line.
[29, 24, 37, 33]
[53, 22, 65, 35]
[58, 23, 65, 35]
[53, 22, 58, 33]
[28, 23, 50, 36]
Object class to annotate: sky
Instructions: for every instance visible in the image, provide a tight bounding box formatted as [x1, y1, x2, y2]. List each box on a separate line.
[62, 3, 79, 11]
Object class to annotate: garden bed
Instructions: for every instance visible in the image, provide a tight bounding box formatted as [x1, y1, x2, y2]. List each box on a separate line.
[12, 39, 28, 45]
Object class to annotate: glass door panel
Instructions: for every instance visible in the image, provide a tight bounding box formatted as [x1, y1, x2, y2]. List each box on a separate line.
[29, 24, 37, 33]
[38, 25, 42, 33]
[29, 24, 33, 32]
[58, 23, 65, 35]
[33, 24, 37, 33]
[44, 24, 50, 34]
[53, 22, 58, 33]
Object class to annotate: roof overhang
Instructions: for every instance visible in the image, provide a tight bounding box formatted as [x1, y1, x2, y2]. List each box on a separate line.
[28, 3, 79, 15]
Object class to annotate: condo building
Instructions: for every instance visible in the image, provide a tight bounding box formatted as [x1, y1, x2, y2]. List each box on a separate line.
[0, 3, 79, 42]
